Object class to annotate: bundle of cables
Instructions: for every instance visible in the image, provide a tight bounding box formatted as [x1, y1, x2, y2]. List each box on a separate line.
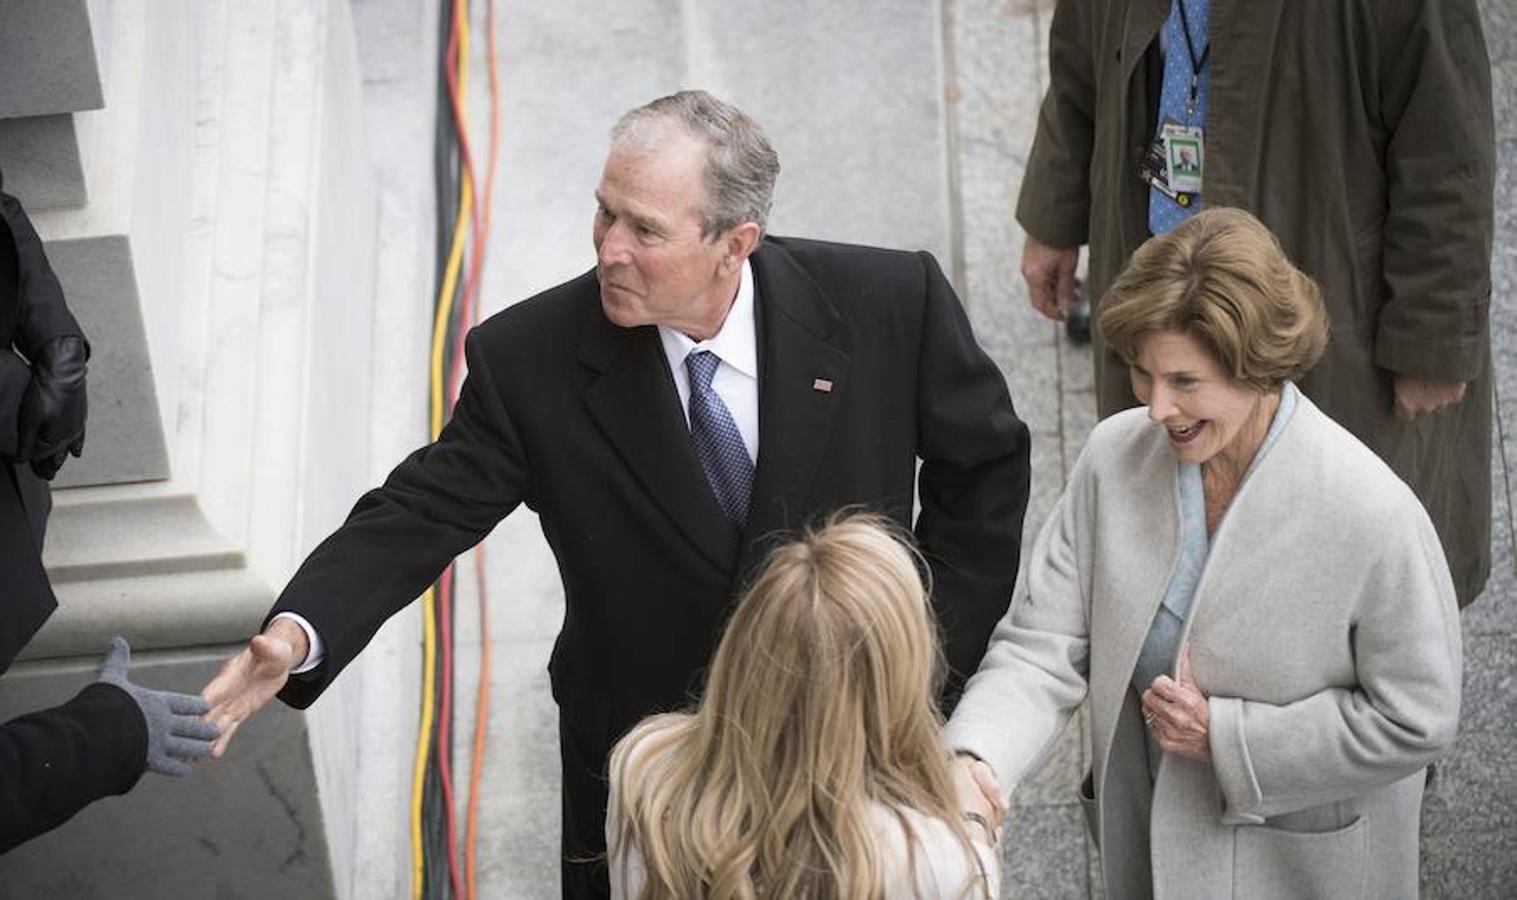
[414, 0, 501, 898]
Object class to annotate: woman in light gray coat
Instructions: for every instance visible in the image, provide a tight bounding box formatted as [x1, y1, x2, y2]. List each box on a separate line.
[947, 208, 1462, 900]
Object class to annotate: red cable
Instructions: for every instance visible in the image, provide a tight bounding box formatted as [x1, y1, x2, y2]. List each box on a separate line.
[464, 545, 491, 900]
[444, 0, 482, 242]
[463, 5, 501, 898]
[447, 0, 501, 402]
[435, 2, 503, 895]
[435, 3, 469, 897]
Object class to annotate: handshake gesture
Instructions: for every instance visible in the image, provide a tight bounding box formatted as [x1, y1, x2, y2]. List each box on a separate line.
[952, 751, 1009, 847]
[95, 637, 219, 777]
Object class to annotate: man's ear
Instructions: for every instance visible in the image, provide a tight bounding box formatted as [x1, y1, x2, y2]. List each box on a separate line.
[721, 222, 762, 272]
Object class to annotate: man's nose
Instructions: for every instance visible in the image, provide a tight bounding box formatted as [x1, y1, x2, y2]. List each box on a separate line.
[597, 220, 630, 266]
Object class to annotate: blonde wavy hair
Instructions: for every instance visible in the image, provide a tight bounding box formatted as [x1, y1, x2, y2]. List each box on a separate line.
[608, 513, 989, 899]
[1097, 207, 1329, 390]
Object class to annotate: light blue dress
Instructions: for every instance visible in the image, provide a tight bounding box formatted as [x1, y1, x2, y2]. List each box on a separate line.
[1130, 382, 1299, 779]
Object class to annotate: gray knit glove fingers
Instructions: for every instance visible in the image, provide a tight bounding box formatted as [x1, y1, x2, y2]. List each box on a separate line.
[156, 737, 209, 777]
[96, 636, 221, 778]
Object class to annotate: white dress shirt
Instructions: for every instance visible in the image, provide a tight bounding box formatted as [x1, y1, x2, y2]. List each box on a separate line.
[277, 259, 763, 673]
[656, 258, 759, 464]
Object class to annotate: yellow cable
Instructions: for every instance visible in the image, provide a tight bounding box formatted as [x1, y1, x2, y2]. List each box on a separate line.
[410, 586, 439, 899]
[415, 186, 472, 898]
[429, 180, 473, 440]
[428, 19, 474, 440]
[420, 178, 470, 894]
[412, 3, 470, 892]
[414, 4, 474, 897]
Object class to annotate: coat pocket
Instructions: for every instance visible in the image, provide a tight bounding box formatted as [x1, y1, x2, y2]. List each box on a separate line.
[1078, 769, 1099, 847]
[1233, 815, 1367, 900]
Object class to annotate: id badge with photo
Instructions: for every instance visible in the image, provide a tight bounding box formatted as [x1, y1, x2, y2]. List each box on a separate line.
[1138, 134, 1195, 207]
[1160, 121, 1204, 194]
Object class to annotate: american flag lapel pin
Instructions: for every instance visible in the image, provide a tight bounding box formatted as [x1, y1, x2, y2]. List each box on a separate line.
[812, 378, 834, 393]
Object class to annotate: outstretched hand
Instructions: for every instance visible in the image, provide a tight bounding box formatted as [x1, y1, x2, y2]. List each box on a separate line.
[1142, 643, 1211, 762]
[96, 636, 220, 777]
[202, 618, 308, 757]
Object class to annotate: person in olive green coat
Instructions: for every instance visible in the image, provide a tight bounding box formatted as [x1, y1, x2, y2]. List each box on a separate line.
[1016, 0, 1495, 606]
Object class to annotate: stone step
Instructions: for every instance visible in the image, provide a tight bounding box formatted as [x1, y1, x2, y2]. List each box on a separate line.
[39, 233, 172, 487]
[20, 487, 275, 661]
[0, 114, 88, 208]
[15, 564, 274, 662]
[0, 0, 104, 119]
[42, 490, 243, 582]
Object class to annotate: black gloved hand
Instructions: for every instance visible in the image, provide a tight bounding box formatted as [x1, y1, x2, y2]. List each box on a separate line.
[95, 636, 220, 777]
[17, 334, 88, 480]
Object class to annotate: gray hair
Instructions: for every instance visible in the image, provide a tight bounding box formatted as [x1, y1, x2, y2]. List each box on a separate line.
[611, 90, 781, 239]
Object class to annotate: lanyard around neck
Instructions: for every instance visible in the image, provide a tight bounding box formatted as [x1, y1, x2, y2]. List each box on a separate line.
[1176, 0, 1209, 118]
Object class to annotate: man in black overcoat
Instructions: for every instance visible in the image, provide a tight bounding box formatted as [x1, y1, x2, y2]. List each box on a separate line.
[204, 91, 1031, 898]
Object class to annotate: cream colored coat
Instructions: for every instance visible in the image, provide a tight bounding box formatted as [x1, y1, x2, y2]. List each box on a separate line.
[946, 396, 1462, 900]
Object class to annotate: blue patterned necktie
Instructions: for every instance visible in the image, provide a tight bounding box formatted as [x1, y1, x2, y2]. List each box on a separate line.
[685, 350, 754, 529]
[1149, 0, 1211, 234]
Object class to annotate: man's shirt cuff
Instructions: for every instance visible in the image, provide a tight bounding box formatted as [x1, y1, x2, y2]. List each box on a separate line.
[270, 612, 324, 674]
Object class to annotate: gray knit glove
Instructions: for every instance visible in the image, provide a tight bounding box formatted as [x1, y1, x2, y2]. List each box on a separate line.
[95, 636, 220, 777]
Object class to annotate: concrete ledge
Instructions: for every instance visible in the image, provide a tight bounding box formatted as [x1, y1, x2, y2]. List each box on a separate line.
[27, 485, 274, 661]
[0, 114, 87, 208]
[43, 492, 242, 581]
[0, 0, 104, 118]
[17, 564, 274, 663]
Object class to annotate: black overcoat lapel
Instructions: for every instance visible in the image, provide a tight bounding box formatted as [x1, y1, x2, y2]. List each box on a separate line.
[740, 241, 850, 572]
[579, 310, 741, 575]
[1120, 0, 1169, 81]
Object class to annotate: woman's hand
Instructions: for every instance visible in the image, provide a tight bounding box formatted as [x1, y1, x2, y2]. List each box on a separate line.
[952, 752, 1008, 843]
[1142, 644, 1211, 762]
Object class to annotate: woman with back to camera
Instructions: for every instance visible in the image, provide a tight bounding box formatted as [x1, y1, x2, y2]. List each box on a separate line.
[948, 208, 1462, 899]
[607, 513, 998, 899]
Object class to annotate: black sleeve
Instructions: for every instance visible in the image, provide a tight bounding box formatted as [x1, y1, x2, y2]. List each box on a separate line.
[912, 251, 1032, 709]
[271, 329, 529, 707]
[0, 189, 84, 357]
[0, 351, 29, 459]
[1015, 0, 1097, 248]
[0, 682, 148, 852]
[1371, 0, 1495, 380]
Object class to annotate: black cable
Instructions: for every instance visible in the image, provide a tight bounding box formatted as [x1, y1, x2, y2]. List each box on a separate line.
[433, 0, 458, 291]
[423, 2, 461, 896]
[426, 756, 447, 898]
